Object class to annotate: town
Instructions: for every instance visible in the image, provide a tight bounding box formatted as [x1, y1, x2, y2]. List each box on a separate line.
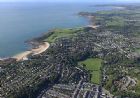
[0, 4, 140, 98]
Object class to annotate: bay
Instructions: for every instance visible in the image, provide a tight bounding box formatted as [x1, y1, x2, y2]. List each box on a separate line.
[0, 2, 112, 57]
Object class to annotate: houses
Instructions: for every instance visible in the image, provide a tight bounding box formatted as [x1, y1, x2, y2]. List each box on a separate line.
[1, 26, 140, 98]
[41, 81, 110, 98]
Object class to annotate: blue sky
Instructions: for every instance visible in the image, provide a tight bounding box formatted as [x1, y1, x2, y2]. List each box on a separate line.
[0, 0, 140, 2]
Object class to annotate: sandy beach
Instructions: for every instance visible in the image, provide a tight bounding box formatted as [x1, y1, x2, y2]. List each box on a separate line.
[32, 42, 50, 55]
[13, 42, 50, 61]
[87, 25, 100, 29]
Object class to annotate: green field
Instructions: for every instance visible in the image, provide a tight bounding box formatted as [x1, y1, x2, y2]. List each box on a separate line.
[135, 81, 140, 95]
[135, 48, 140, 53]
[105, 16, 125, 27]
[78, 58, 102, 84]
[44, 28, 82, 43]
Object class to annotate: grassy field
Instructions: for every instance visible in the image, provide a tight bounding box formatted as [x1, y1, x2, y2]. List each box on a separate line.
[44, 28, 83, 43]
[135, 48, 140, 53]
[78, 58, 102, 84]
[135, 80, 140, 95]
[105, 16, 125, 27]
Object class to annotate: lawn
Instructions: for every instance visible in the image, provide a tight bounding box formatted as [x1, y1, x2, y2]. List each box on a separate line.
[105, 16, 125, 27]
[135, 80, 140, 95]
[78, 58, 102, 84]
[44, 28, 82, 43]
[135, 48, 140, 53]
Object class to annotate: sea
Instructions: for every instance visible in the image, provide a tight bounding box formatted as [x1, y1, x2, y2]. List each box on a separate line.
[0, 2, 113, 57]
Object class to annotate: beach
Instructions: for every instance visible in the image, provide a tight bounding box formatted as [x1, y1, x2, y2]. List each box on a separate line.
[13, 42, 50, 61]
[87, 25, 100, 29]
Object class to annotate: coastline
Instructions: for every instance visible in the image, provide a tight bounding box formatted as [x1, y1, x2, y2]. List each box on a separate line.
[12, 42, 50, 61]
[0, 18, 97, 62]
[87, 25, 100, 29]
[0, 11, 97, 62]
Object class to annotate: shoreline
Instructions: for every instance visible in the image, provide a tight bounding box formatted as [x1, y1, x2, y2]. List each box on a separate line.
[87, 25, 100, 29]
[12, 42, 50, 61]
[0, 25, 97, 62]
[0, 12, 95, 62]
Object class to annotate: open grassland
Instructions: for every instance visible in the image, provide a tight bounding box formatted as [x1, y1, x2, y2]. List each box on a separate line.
[105, 16, 125, 27]
[135, 81, 140, 95]
[78, 58, 102, 84]
[135, 48, 140, 53]
[44, 28, 83, 43]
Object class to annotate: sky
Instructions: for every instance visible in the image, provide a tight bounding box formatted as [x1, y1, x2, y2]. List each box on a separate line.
[0, 0, 140, 3]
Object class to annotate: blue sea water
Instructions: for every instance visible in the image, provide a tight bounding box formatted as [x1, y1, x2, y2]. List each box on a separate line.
[0, 2, 112, 57]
